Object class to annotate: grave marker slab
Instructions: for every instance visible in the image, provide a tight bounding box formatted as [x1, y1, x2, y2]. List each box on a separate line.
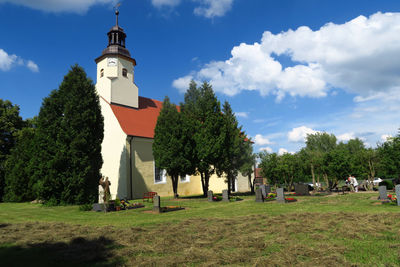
[92, 203, 104, 212]
[276, 188, 285, 203]
[265, 185, 271, 194]
[396, 185, 400, 206]
[153, 195, 161, 213]
[295, 183, 310, 196]
[255, 188, 264, 202]
[207, 190, 214, 202]
[378, 186, 388, 200]
[222, 190, 229, 202]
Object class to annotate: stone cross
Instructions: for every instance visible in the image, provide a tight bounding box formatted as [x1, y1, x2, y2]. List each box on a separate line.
[276, 188, 285, 203]
[153, 195, 161, 213]
[255, 188, 264, 202]
[222, 189, 229, 202]
[395, 185, 400, 206]
[259, 185, 267, 198]
[295, 183, 310, 196]
[265, 185, 271, 194]
[378, 185, 388, 200]
[207, 190, 213, 202]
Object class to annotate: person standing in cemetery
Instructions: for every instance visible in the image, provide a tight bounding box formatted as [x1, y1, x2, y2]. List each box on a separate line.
[347, 176, 354, 192]
[351, 175, 359, 192]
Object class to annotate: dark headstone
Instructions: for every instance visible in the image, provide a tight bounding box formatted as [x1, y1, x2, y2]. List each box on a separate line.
[378, 186, 388, 200]
[276, 188, 285, 203]
[92, 203, 104, 212]
[153, 195, 161, 213]
[255, 188, 264, 202]
[265, 185, 271, 194]
[222, 190, 229, 202]
[207, 190, 214, 202]
[259, 185, 267, 198]
[395, 185, 400, 206]
[295, 183, 310, 196]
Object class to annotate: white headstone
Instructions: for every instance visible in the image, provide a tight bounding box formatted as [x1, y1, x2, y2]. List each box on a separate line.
[276, 188, 285, 203]
[395, 185, 400, 206]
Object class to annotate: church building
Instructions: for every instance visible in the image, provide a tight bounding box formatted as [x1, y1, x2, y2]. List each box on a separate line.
[95, 11, 253, 200]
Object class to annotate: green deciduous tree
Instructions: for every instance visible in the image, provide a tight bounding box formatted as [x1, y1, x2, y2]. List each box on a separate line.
[4, 119, 37, 202]
[0, 99, 24, 200]
[153, 96, 196, 198]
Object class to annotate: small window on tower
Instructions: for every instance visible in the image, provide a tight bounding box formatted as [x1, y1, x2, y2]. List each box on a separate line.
[100, 69, 104, 78]
[122, 68, 128, 77]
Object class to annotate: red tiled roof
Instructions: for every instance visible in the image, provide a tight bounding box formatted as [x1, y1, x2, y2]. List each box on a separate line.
[109, 96, 163, 138]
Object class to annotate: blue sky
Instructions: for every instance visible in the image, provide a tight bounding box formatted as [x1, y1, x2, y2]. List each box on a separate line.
[1, 0, 400, 154]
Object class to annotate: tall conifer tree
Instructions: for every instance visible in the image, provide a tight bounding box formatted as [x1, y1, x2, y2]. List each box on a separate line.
[35, 65, 103, 204]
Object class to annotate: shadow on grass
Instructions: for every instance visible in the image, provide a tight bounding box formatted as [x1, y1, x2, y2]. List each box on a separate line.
[0, 236, 124, 267]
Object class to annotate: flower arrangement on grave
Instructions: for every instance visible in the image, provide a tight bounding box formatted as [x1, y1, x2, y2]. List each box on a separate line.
[285, 197, 297, 202]
[212, 195, 223, 201]
[264, 192, 276, 201]
[388, 194, 397, 202]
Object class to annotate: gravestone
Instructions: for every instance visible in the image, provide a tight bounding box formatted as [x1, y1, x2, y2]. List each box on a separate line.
[259, 185, 267, 198]
[153, 195, 161, 213]
[378, 186, 388, 200]
[255, 188, 264, 202]
[295, 183, 310, 196]
[276, 188, 285, 203]
[222, 190, 229, 202]
[92, 203, 104, 212]
[207, 190, 214, 202]
[265, 185, 271, 194]
[396, 185, 400, 206]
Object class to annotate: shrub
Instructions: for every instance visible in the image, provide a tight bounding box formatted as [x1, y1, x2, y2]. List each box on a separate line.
[379, 180, 394, 190]
[79, 203, 93, 211]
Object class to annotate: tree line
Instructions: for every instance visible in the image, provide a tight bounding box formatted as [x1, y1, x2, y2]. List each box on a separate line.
[153, 81, 255, 198]
[0, 65, 103, 204]
[258, 131, 400, 191]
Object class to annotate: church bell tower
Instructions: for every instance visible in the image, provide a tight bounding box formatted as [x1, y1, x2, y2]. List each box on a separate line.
[95, 10, 139, 108]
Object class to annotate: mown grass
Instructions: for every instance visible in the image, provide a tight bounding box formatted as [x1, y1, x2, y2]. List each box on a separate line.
[0, 192, 399, 266]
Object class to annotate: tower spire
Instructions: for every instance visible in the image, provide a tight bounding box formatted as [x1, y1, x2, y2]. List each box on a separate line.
[114, 3, 121, 26]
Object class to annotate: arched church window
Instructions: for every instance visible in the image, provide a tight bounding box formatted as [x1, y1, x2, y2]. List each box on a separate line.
[122, 68, 128, 77]
[100, 69, 104, 78]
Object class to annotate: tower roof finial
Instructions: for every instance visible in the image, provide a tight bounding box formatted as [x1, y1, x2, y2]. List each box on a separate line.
[114, 2, 121, 26]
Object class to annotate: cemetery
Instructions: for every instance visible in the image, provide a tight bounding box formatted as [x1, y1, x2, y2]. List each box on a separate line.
[1, 186, 400, 266]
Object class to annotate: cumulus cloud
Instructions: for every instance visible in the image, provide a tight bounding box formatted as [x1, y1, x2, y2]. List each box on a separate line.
[288, 126, 317, 143]
[0, 49, 39, 72]
[172, 75, 195, 93]
[0, 0, 117, 13]
[381, 134, 392, 141]
[235, 112, 248, 118]
[337, 132, 356, 142]
[151, 0, 181, 8]
[254, 134, 273, 146]
[259, 146, 272, 153]
[193, 0, 233, 18]
[173, 12, 400, 101]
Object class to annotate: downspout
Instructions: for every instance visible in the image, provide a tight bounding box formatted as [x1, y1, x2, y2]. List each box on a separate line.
[127, 136, 133, 199]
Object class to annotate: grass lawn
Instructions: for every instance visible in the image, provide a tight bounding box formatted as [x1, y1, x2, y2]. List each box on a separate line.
[0, 192, 399, 266]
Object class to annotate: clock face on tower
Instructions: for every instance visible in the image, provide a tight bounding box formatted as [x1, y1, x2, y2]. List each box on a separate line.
[107, 57, 117, 67]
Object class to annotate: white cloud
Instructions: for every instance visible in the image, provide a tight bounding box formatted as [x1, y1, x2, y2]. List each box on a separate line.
[171, 75, 194, 93]
[254, 134, 272, 146]
[288, 126, 317, 143]
[235, 112, 248, 118]
[174, 12, 400, 101]
[259, 146, 272, 153]
[0, 0, 117, 13]
[151, 0, 181, 8]
[0, 49, 39, 72]
[26, 60, 39, 72]
[277, 148, 287, 155]
[337, 132, 356, 142]
[381, 134, 392, 141]
[193, 0, 233, 18]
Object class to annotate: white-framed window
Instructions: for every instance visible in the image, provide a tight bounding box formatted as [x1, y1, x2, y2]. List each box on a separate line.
[154, 163, 167, 184]
[180, 175, 190, 183]
[100, 68, 104, 78]
[122, 68, 128, 77]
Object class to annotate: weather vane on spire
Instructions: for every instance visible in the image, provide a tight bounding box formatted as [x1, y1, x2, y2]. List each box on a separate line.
[114, 2, 121, 26]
